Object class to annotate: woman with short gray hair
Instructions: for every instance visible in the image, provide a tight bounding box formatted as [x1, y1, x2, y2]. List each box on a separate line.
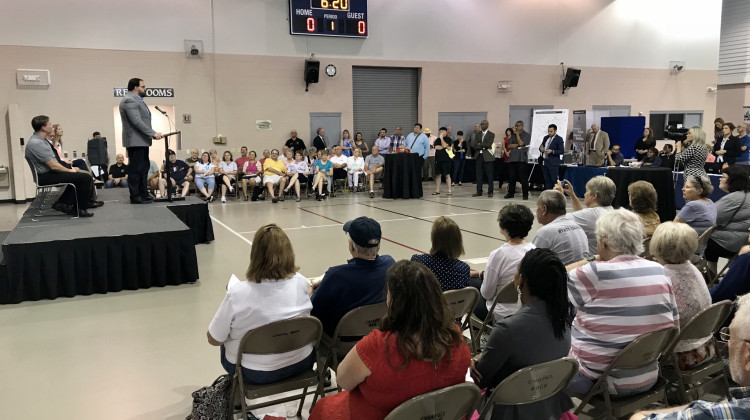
[566, 209, 679, 396]
[675, 175, 717, 236]
[650, 222, 714, 369]
[557, 175, 616, 255]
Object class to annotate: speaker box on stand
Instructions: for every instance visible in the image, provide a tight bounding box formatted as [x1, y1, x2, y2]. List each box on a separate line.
[86, 137, 108, 183]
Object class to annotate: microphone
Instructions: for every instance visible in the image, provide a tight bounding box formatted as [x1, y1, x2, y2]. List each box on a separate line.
[154, 106, 167, 115]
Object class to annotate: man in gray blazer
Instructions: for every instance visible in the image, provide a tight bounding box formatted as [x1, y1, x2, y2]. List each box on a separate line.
[472, 120, 496, 197]
[119, 78, 163, 204]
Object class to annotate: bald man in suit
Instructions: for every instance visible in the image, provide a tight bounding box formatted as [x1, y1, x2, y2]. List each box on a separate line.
[585, 124, 609, 166]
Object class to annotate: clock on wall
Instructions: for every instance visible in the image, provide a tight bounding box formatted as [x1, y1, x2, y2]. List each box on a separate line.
[325, 64, 337, 77]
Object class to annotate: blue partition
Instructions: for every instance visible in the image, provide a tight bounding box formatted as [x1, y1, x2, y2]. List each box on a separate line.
[601, 116, 645, 159]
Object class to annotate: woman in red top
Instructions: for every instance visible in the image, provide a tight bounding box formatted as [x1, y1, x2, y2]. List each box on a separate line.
[309, 260, 471, 420]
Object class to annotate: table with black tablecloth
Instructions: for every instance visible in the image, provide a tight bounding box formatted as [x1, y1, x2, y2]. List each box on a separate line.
[382, 153, 423, 199]
[606, 167, 676, 222]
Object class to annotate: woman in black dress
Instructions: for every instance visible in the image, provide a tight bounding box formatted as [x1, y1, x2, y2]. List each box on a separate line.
[634, 127, 655, 161]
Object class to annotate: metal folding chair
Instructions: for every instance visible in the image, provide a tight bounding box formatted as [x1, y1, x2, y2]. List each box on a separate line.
[25, 156, 79, 220]
[383, 382, 481, 420]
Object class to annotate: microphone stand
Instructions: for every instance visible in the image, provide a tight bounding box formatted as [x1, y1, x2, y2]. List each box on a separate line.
[154, 131, 185, 202]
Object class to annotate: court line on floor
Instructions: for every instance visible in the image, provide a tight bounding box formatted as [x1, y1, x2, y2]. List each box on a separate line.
[299, 207, 428, 254]
[356, 203, 504, 241]
[210, 215, 253, 246]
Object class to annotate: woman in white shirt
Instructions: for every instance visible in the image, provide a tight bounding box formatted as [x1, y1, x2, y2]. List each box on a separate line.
[479, 204, 536, 322]
[217, 151, 237, 203]
[207, 224, 314, 385]
[284, 151, 311, 202]
[347, 147, 365, 191]
[194, 152, 216, 202]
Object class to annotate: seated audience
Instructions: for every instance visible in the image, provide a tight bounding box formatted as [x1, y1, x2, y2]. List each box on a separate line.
[567, 209, 679, 397]
[674, 175, 716, 236]
[259, 149, 270, 169]
[309, 260, 471, 420]
[532, 190, 589, 265]
[312, 148, 333, 200]
[557, 176, 616, 255]
[281, 148, 294, 166]
[239, 151, 262, 201]
[660, 144, 675, 169]
[605, 143, 624, 167]
[330, 145, 349, 187]
[630, 293, 750, 419]
[310, 216, 395, 345]
[650, 222, 714, 369]
[352, 131, 369, 156]
[105, 153, 129, 188]
[711, 244, 750, 302]
[364, 145, 384, 198]
[262, 149, 287, 204]
[209, 148, 220, 167]
[284, 151, 311, 202]
[147, 159, 162, 197]
[478, 204, 536, 322]
[410, 216, 471, 292]
[24, 115, 98, 217]
[628, 181, 661, 238]
[472, 248, 573, 420]
[705, 166, 750, 275]
[736, 123, 750, 166]
[184, 149, 199, 166]
[161, 150, 191, 198]
[641, 147, 662, 167]
[373, 128, 390, 155]
[346, 147, 365, 191]
[234, 146, 250, 179]
[285, 130, 306, 154]
[217, 151, 237, 203]
[207, 224, 314, 388]
[194, 151, 216, 202]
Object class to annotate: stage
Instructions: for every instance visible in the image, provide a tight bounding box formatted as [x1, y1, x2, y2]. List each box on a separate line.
[0, 189, 214, 304]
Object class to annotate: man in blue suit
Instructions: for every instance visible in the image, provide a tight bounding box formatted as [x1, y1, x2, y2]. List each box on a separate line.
[539, 124, 564, 190]
[119, 78, 163, 204]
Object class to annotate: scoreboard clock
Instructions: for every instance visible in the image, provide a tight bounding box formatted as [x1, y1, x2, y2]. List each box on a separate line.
[289, 0, 368, 38]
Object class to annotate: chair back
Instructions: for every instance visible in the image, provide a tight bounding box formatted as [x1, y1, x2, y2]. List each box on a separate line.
[495, 281, 518, 304]
[444, 287, 480, 321]
[332, 302, 387, 339]
[669, 300, 732, 349]
[25, 156, 41, 185]
[383, 382, 481, 420]
[640, 237, 652, 258]
[609, 327, 678, 371]
[481, 357, 579, 414]
[238, 316, 322, 356]
[697, 226, 716, 249]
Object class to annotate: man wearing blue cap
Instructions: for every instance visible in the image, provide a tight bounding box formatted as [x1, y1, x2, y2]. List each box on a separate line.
[310, 216, 395, 350]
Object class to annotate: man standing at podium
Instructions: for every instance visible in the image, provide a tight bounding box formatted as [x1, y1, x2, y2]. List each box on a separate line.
[119, 78, 163, 204]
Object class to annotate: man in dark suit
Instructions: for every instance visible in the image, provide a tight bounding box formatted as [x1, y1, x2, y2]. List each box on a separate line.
[313, 127, 327, 152]
[119, 78, 163, 204]
[539, 124, 564, 190]
[472, 120, 496, 197]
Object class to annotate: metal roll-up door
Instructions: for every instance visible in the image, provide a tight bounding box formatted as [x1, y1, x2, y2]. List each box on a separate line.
[352, 67, 419, 151]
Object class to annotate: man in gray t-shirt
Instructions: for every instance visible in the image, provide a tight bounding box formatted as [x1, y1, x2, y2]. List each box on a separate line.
[364, 146, 385, 198]
[532, 190, 589, 265]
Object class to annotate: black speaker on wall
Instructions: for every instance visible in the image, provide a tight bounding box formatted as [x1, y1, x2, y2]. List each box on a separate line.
[304, 58, 320, 91]
[562, 68, 581, 94]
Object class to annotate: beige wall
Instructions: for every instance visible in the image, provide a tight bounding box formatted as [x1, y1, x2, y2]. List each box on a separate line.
[717, 84, 750, 125]
[0, 45, 719, 201]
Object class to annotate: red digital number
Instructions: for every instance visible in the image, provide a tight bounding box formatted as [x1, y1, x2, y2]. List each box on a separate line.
[307, 17, 315, 32]
[358, 20, 366, 35]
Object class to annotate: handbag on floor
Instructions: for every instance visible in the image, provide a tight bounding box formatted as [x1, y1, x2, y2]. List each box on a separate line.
[186, 374, 233, 420]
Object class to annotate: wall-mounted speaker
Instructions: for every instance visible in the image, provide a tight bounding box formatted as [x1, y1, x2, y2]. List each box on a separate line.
[304, 59, 320, 91]
[562, 68, 581, 94]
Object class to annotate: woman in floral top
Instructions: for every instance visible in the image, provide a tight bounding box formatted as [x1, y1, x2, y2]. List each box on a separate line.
[285, 151, 311, 202]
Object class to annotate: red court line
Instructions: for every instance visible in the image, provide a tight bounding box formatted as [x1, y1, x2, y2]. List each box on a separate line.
[299, 207, 427, 254]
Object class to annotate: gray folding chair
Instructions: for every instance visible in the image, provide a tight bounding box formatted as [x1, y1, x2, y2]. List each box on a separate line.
[468, 281, 517, 354]
[232, 316, 325, 419]
[311, 302, 388, 404]
[572, 327, 679, 420]
[444, 288, 480, 352]
[477, 357, 579, 419]
[25, 156, 79, 220]
[662, 300, 733, 404]
[640, 237, 652, 259]
[383, 382, 481, 420]
[690, 226, 716, 283]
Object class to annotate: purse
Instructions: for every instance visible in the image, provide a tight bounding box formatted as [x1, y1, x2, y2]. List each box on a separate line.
[186, 374, 233, 420]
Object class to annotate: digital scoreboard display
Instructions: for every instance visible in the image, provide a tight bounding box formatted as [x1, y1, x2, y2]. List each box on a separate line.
[289, 0, 368, 38]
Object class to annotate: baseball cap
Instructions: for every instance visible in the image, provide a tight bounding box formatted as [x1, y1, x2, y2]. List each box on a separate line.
[343, 216, 381, 248]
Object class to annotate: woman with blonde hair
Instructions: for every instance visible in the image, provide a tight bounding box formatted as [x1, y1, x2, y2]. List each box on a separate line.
[628, 181, 660, 237]
[675, 126, 709, 179]
[650, 222, 714, 369]
[207, 224, 314, 386]
[410, 216, 471, 291]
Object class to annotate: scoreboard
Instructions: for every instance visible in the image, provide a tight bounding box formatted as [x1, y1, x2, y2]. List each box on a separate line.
[289, 0, 368, 38]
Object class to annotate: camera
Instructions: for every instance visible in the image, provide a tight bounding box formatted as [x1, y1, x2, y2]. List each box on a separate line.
[664, 124, 688, 142]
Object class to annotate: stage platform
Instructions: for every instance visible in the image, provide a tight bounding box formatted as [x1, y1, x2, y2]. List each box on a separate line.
[0, 189, 214, 304]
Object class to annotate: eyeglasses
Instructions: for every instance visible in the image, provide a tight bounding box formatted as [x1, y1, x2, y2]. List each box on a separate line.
[719, 327, 750, 343]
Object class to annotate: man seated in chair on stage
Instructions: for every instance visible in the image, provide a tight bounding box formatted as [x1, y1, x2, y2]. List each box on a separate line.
[25, 115, 101, 217]
[631, 292, 750, 419]
[309, 217, 395, 356]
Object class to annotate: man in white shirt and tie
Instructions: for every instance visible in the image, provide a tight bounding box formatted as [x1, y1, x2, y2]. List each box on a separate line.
[585, 124, 609, 167]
